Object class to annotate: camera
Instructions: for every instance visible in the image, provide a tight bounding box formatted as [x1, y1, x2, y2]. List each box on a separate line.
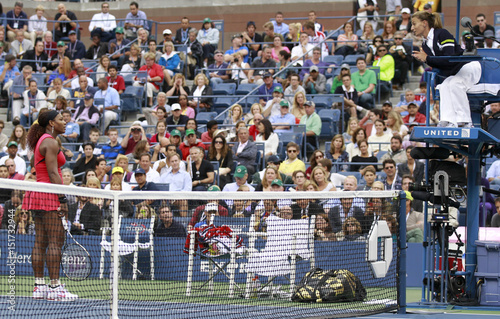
[234, 58, 239, 63]
[408, 182, 431, 192]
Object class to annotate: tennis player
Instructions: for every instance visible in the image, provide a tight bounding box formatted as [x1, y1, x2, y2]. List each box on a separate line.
[24, 110, 78, 301]
[411, 11, 481, 128]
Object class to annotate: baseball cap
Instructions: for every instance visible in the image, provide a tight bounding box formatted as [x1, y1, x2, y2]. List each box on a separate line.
[163, 29, 172, 35]
[423, 3, 432, 9]
[304, 100, 315, 107]
[382, 100, 392, 107]
[461, 30, 471, 36]
[263, 72, 272, 78]
[232, 33, 242, 40]
[84, 93, 93, 100]
[484, 30, 494, 38]
[205, 202, 218, 212]
[170, 129, 181, 137]
[134, 168, 146, 175]
[68, 30, 77, 35]
[185, 129, 196, 136]
[309, 65, 319, 72]
[57, 41, 65, 47]
[279, 100, 289, 108]
[341, 63, 350, 70]
[203, 18, 212, 24]
[171, 103, 181, 111]
[407, 102, 418, 108]
[132, 120, 142, 126]
[112, 166, 124, 174]
[273, 86, 283, 93]
[115, 27, 124, 34]
[401, 8, 411, 14]
[7, 141, 18, 148]
[207, 185, 221, 192]
[271, 179, 283, 187]
[234, 165, 248, 178]
[267, 155, 281, 164]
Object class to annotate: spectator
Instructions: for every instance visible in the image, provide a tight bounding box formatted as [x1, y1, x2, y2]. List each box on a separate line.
[300, 100, 322, 154]
[165, 73, 190, 104]
[10, 30, 33, 59]
[201, 120, 218, 144]
[326, 134, 349, 172]
[197, 18, 219, 66]
[66, 30, 86, 60]
[307, 10, 324, 33]
[382, 158, 402, 190]
[270, 35, 289, 63]
[302, 21, 328, 58]
[330, 63, 351, 93]
[381, 100, 393, 121]
[124, 1, 149, 39]
[350, 140, 377, 172]
[28, 5, 47, 45]
[346, 127, 371, 161]
[368, 119, 391, 153]
[483, 30, 499, 49]
[94, 78, 121, 131]
[54, 3, 78, 42]
[270, 100, 296, 133]
[396, 7, 412, 35]
[143, 92, 170, 127]
[179, 129, 206, 160]
[106, 65, 125, 94]
[19, 80, 46, 127]
[188, 192, 228, 229]
[291, 91, 307, 121]
[243, 46, 276, 85]
[342, 217, 364, 241]
[382, 20, 396, 45]
[159, 41, 181, 87]
[386, 111, 408, 137]
[131, 167, 159, 209]
[291, 33, 315, 64]
[224, 34, 249, 63]
[359, 22, 376, 53]
[356, 0, 379, 32]
[149, 119, 170, 146]
[472, 13, 495, 48]
[89, 2, 116, 43]
[358, 166, 376, 190]
[175, 17, 191, 45]
[271, 11, 289, 36]
[0, 120, 7, 150]
[136, 27, 149, 48]
[60, 109, 79, 143]
[73, 142, 98, 180]
[373, 44, 395, 96]
[365, 35, 384, 64]
[121, 121, 148, 155]
[255, 167, 282, 192]
[14, 206, 35, 235]
[130, 153, 160, 184]
[403, 102, 426, 125]
[185, 28, 203, 78]
[300, 47, 328, 79]
[351, 57, 376, 110]
[229, 51, 250, 83]
[68, 194, 101, 236]
[4, 158, 23, 180]
[263, 86, 285, 118]
[395, 90, 418, 113]
[0, 141, 26, 175]
[389, 32, 411, 90]
[334, 21, 358, 57]
[155, 205, 187, 237]
[262, 21, 283, 43]
[256, 119, 279, 158]
[47, 40, 71, 72]
[284, 74, 306, 105]
[242, 21, 263, 60]
[69, 75, 98, 111]
[188, 146, 215, 191]
[6, 2, 29, 42]
[334, 73, 359, 120]
[233, 127, 258, 179]
[380, 135, 407, 165]
[285, 23, 301, 51]
[248, 113, 263, 140]
[305, 150, 325, 179]
[85, 34, 108, 60]
[225, 104, 245, 125]
[101, 128, 124, 161]
[245, 103, 263, 125]
[120, 43, 141, 73]
[279, 142, 305, 176]
[310, 166, 337, 191]
[492, 198, 500, 227]
[223, 165, 255, 192]
[0, 55, 20, 95]
[189, 73, 213, 111]
[208, 134, 234, 189]
[6, 125, 27, 158]
[134, 52, 164, 107]
[166, 103, 189, 132]
[96, 55, 110, 83]
[140, 39, 162, 65]
[108, 27, 130, 63]
[397, 146, 424, 184]
[256, 73, 282, 107]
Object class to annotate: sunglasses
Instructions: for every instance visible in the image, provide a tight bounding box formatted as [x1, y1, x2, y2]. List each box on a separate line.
[132, 128, 141, 132]
[20, 211, 28, 215]
[346, 223, 356, 227]
[374, 40, 382, 42]
[288, 150, 297, 153]
[394, 38, 403, 40]
[384, 166, 395, 170]
[377, 49, 387, 52]
[214, 140, 224, 144]
[315, 155, 324, 159]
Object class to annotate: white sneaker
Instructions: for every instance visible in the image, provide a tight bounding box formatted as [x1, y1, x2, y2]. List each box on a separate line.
[33, 285, 48, 300]
[46, 284, 78, 302]
[437, 121, 457, 128]
[458, 122, 474, 128]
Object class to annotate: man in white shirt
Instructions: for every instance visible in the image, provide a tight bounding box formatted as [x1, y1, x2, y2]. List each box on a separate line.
[89, 2, 117, 43]
[291, 33, 315, 65]
[70, 67, 94, 90]
[154, 144, 186, 177]
[271, 12, 289, 36]
[129, 153, 160, 184]
[0, 141, 26, 175]
[104, 166, 132, 191]
[159, 153, 191, 215]
[302, 21, 328, 58]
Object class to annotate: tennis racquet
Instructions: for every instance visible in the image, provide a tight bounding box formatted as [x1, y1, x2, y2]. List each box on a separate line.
[60, 216, 92, 281]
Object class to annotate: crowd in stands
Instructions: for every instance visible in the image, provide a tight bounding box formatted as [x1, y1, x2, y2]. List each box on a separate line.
[0, 2, 499, 241]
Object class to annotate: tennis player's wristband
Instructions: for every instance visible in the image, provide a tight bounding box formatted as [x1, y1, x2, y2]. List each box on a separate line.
[59, 195, 68, 204]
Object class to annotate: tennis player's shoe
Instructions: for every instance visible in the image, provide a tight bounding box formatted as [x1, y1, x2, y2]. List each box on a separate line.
[46, 284, 78, 302]
[33, 285, 48, 300]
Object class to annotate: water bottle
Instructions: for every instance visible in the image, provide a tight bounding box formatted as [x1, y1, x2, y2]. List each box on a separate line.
[251, 275, 261, 298]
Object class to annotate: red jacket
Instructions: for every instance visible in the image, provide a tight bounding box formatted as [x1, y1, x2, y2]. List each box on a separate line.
[138, 63, 164, 90]
[179, 141, 206, 160]
[249, 125, 259, 140]
[403, 112, 426, 124]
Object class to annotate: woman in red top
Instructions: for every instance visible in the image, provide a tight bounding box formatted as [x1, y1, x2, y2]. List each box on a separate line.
[24, 110, 78, 301]
[133, 52, 164, 107]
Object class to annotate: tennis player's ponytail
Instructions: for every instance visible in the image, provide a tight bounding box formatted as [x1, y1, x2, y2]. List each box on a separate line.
[27, 110, 59, 151]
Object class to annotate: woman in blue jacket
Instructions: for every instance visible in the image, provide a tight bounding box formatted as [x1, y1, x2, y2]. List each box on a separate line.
[158, 41, 180, 86]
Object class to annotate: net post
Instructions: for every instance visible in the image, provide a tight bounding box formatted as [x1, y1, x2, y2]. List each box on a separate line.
[309, 215, 316, 269]
[245, 215, 257, 299]
[397, 191, 407, 314]
[133, 229, 139, 281]
[100, 230, 106, 279]
[186, 230, 196, 296]
[290, 235, 297, 294]
[111, 194, 120, 319]
[229, 233, 237, 298]
[149, 214, 155, 281]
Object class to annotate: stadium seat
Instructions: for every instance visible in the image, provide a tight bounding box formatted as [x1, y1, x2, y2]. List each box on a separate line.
[213, 96, 238, 110]
[318, 109, 341, 138]
[121, 86, 145, 116]
[196, 112, 217, 125]
[235, 83, 258, 95]
[213, 83, 237, 95]
[322, 55, 343, 67]
[311, 95, 333, 109]
[343, 54, 365, 66]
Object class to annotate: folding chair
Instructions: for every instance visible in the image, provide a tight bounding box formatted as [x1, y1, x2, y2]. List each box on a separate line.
[245, 214, 316, 298]
[99, 214, 155, 280]
[186, 215, 251, 298]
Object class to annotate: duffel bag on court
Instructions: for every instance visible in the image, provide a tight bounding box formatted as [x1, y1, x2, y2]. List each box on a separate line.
[291, 268, 366, 303]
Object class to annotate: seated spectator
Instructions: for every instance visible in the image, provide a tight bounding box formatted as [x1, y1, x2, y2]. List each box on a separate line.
[351, 57, 377, 110]
[197, 18, 220, 66]
[94, 158, 110, 184]
[303, 66, 326, 94]
[20, 39, 48, 73]
[140, 39, 162, 65]
[174, 17, 191, 45]
[164, 73, 190, 104]
[382, 20, 396, 45]
[252, 155, 293, 185]
[291, 33, 315, 65]
[166, 103, 189, 132]
[382, 159, 402, 190]
[42, 31, 57, 59]
[73, 142, 98, 180]
[149, 120, 170, 145]
[59, 110, 79, 143]
[380, 135, 407, 165]
[270, 35, 289, 63]
[403, 102, 426, 125]
[305, 150, 325, 179]
[325, 134, 349, 172]
[343, 117, 359, 144]
[209, 50, 230, 87]
[360, 109, 383, 137]
[188, 194, 228, 229]
[242, 46, 276, 85]
[66, 30, 86, 60]
[358, 166, 376, 190]
[153, 143, 185, 175]
[342, 217, 364, 241]
[395, 89, 418, 114]
[300, 47, 328, 80]
[189, 73, 213, 111]
[106, 65, 125, 94]
[314, 213, 336, 241]
[367, 119, 392, 153]
[130, 153, 160, 184]
[185, 28, 203, 78]
[290, 191, 325, 219]
[310, 166, 337, 192]
[177, 94, 194, 119]
[96, 55, 110, 83]
[4, 157, 24, 180]
[224, 34, 249, 63]
[108, 27, 130, 63]
[53, 3, 78, 41]
[300, 100, 322, 155]
[121, 121, 149, 155]
[255, 119, 279, 158]
[262, 21, 284, 43]
[350, 140, 377, 172]
[242, 21, 262, 60]
[14, 206, 35, 235]
[120, 43, 141, 73]
[133, 52, 164, 107]
[46, 78, 71, 109]
[5, 125, 27, 158]
[94, 78, 121, 131]
[225, 104, 245, 125]
[284, 74, 305, 105]
[302, 21, 328, 58]
[285, 22, 301, 52]
[159, 41, 180, 87]
[229, 51, 250, 84]
[69, 75, 98, 111]
[179, 129, 206, 160]
[386, 111, 409, 138]
[263, 86, 285, 118]
[358, 22, 376, 53]
[389, 32, 411, 90]
[48, 57, 71, 86]
[291, 91, 306, 121]
[131, 167, 160, 209]
[68, 59, 94, 81]
[257, 73, 283, 107]
[373, 44, 395, 96]
[155, 205, 187, 237]
[279, 142, 305, 177]
[124, 1, 148, 39]
[68, 194, 101, 236]
[19, 80, 46, 127]
[287, 170, 307, 191]
[328, 197, 365, 234]
[335, 74, 360, 120]
[248, 113, 262, 140]
[334, 21, 358, 57]
[127, 139, 150, 163]
[69, 67, 95, 90]
[330, 63, 351, 93]
[10, 30, 33, 59]
[233, 127, 258, 179]
[85, 34, 108, 60]
[101, 128, 124, 161]
[207, 134, 233, 189]
[270, 100, 295, 133]
[188, 146, 215, 191]
[397, 146, 424, 184]
[487, 158, 500, 187]
[346, 127, 372, 161]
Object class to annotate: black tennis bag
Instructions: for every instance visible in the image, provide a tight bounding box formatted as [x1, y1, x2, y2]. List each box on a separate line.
[291, 268, 366, 303]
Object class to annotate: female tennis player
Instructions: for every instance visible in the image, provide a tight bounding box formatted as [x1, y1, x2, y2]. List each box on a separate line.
[24, 110, 78, 301]
[411, 11, 481, 128]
